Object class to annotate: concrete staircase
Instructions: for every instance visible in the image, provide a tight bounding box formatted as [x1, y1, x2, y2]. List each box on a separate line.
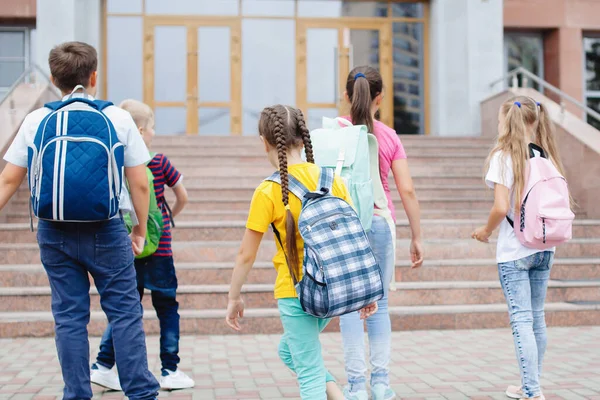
[0, 136, 599, 337]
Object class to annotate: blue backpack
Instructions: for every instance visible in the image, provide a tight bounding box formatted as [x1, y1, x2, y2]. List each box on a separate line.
[267, 167, 384, 318]
[28, 92, 124, 222]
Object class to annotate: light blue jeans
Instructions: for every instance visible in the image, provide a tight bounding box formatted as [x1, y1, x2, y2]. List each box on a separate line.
[339, 216, 395, 391]
[499, 251, 554, 399]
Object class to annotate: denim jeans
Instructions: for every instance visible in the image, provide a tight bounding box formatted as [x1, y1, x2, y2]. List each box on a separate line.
[339, 215, 395, 391]
[278, 298, 335, 400]
[38, 219, 159, 400]
[499, 251, 554, 399]
[96, 255, 180, 372]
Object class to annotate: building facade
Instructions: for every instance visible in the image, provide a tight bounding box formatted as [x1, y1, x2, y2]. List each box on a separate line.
[8, 0, 598, 137]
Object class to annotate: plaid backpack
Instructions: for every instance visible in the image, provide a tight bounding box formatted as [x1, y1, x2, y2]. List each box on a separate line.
[266, 167, 384, 318]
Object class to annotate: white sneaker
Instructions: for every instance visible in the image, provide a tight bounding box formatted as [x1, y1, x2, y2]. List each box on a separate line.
[160, 369, 195, 390]
[343, 386, 369, 400]
[90, 363, 122, 391]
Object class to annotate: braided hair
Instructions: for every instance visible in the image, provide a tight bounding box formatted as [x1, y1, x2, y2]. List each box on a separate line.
[258, 105, 314, 284]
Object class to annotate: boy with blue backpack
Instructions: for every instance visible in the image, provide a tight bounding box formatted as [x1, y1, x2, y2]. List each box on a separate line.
[0, 42, 159, 400]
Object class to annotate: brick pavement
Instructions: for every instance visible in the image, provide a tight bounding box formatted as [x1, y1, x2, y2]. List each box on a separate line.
[0, 327, 598, 399]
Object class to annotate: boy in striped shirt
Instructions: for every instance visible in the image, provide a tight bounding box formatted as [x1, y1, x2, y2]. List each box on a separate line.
[91, 100, 193, 391]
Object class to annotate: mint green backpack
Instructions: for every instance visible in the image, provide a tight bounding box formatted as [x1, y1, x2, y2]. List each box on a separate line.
[309, 117, 375, 231]
[123, 154, 164, 259]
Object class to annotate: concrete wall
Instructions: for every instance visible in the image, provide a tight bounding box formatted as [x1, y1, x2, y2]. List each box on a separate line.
[504, 0, 600, 111]
[35, 0, 102, 95]
[430, 0, 504, 136]
[481, 87, 600, 218]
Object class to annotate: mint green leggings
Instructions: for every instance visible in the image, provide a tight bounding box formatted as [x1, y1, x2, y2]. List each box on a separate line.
[278, 298, 336, 400]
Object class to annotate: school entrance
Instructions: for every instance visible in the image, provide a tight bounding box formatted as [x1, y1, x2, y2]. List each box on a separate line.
[103, 0, 428, 135]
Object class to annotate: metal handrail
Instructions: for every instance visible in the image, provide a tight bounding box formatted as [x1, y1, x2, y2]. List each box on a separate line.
[0, 63, 59, 109]
[490, 66, 600, 124]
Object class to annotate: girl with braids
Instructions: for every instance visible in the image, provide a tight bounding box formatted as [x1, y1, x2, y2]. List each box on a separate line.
[338, 66, 423, 400]
[472, 96, 568, 400]
[226, 105, 377, 399]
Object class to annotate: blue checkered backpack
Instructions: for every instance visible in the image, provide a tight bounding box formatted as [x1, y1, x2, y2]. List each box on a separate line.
[266, 167, 384, 318]
[27, 89, 124, 222]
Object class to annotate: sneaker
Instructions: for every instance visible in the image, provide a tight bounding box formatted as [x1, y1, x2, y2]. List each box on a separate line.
[506, 385, 545, 400]
[343, 386, 369, 400]
[372, 383, 397, 400]
[90, 363, 122, 391]
[160, 369, 195, 390]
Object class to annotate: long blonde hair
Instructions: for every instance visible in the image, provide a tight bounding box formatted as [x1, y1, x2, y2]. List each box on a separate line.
[485, 96, 566, 205]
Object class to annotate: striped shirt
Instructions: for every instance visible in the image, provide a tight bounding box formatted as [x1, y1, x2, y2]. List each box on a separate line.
[148, 153, 182, 257]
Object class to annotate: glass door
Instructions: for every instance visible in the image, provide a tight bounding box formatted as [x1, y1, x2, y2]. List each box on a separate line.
[144, 17, 242, 135]
[296, 20, 392, 130]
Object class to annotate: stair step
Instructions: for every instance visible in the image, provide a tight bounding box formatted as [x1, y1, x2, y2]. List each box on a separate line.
[0, 302, 596, 337]
[2, 220, 600, 243]
[1, 238, 598, 264]
[1, 280, 599, 312]
[1, 258, 599, 287]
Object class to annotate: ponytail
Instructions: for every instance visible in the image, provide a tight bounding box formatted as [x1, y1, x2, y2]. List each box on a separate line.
[351, 77, 374, 133]
[262, 107, 302, 284]
[346, 66, 383, 133]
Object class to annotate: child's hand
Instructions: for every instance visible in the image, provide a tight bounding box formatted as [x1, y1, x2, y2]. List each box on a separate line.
[130, 233, 145, 256]
[359, 302, 378, 320]
[410, 239, 424, 269]
[471, 225, 492, 243]
[226, 297, 245, 331]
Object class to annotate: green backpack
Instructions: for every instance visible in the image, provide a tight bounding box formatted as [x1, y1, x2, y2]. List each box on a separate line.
[124, 155, 164, 259]
[309, 117, 375, 231]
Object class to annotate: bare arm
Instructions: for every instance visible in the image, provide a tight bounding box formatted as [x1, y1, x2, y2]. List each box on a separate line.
[170, 183, 188, 218]
[226, 228, 264, 331]
[392, 159, 423, 268]
[472, 184, 510, 243]
[392, 159, 421, 240]
[0, 164, 27, 212]
[125, 165, 149, 254]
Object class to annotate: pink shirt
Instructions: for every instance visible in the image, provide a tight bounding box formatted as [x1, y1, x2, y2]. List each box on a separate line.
[341, 117, 407, 221]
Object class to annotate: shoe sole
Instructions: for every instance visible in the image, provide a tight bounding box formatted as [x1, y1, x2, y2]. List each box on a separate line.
[506, 391, 521, 399]
[90, 376, 122, 392]
[160, 383, 195, 390]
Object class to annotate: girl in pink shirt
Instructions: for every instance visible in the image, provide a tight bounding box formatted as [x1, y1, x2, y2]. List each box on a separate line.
[339, 66, 423, 400]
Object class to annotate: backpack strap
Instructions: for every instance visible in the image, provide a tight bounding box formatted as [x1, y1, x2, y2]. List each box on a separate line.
[317, 167, 334, 193]
[529, 143, 546, 159]
[265, 172, 310, 202]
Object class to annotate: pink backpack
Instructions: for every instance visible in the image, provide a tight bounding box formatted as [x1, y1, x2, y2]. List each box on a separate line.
[507, 144, 574, 250]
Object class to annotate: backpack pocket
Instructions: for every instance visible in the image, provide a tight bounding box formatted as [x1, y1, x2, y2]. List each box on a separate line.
[535, 213, 574, 244]
[349, 180, 374, 231]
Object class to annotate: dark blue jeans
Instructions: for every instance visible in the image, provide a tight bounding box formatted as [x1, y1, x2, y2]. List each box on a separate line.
[38, 219, 159, 400]
[96, 255, 180, 372]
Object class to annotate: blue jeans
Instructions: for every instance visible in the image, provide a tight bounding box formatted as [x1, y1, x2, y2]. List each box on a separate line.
[499, 251, 554, 399]
[278, 298, 335, 400]
[96, 255, 180, 372]
[38, 219, 159, 400]
[339, 216, 394, 391]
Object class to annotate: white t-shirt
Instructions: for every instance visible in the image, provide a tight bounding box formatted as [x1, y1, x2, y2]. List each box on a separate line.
[485, 151, 554, 263]
[4, 93, 150, 213]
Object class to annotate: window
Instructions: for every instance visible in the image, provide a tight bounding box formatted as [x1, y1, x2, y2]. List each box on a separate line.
[584, 36, 600, 130]
[0, 29, 30, 101]
[504, 32, 544, 90]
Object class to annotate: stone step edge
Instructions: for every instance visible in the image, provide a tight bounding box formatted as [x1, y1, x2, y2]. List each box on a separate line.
[2, 279, 599, 296]
[2, 237, 600, 250]
[1, 257, 598, 272]
[0, 302, 597, 323]
[4, 219, 600, 231]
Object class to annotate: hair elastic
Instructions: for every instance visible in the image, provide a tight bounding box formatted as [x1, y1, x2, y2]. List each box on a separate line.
[354, 73, 366, 81]
[536, 102, 541, 107]
[285, 204, 291, 210]
[514, 101, 522, 108]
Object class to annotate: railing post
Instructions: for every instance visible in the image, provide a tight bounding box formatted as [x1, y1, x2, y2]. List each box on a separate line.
[511, 75, 518, 89]
[522, 76, 528, 88]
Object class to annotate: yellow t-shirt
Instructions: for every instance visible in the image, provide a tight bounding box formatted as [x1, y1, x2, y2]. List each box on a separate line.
[246, 163, 352, 299]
